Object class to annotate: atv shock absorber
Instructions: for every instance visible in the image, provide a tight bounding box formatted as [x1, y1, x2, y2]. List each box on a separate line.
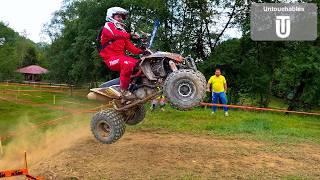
[169, 60, 178, 71]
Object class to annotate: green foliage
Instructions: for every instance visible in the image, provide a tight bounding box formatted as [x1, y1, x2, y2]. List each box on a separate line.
[44, 0, 236, 84]
[0, 22, 20, 80]
[21, 46, 38, 67]
[0, 22, 48, 81]
[44, 0, 166, 84]
[275, 43, 320, 110]
[43, 0, 319, 110]
[198, 0, 320, 110]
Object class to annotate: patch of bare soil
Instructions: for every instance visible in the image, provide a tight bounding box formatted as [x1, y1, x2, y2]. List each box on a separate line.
[31, 131, 320, 179]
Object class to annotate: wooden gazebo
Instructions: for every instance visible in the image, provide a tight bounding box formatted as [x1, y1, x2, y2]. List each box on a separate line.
[16, 65, 48, 81]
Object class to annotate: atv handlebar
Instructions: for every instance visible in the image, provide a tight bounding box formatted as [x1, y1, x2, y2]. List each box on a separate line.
[142, 48, 153, 56]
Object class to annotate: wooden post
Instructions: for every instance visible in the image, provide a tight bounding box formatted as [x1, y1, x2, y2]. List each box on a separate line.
[24, 151, 28, 169]
[70, 85, 73, 96]
[24, 151, 30, 175]
[53, 95, 56, 105]
[0, 137, 3, 157]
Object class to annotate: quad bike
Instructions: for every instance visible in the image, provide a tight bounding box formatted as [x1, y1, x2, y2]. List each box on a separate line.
[87, 23, 207, 144]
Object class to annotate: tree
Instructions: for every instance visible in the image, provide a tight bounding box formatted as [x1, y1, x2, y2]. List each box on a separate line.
[275, 43, 320, 111]
[0, 22, 46, 81]
[42, 0, 320, 111]
[21, 46, 38, 67]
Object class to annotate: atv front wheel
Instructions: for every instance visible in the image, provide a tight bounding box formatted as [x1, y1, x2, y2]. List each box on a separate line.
[164, 69, 206, 110]
[90, 109, 126, 144]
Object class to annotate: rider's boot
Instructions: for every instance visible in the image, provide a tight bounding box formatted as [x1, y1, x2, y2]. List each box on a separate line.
[120, 89, 136, 100]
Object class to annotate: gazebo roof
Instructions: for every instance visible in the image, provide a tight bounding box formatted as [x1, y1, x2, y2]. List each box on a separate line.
[16, 65, 49, 75]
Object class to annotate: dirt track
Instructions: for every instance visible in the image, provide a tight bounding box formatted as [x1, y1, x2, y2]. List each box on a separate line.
[32, 131, 320, 179]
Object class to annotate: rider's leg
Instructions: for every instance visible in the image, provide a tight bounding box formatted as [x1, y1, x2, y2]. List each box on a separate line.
[105, 55, 137, 91]
[104, 56, 137, 99]
[100, 78, 120, 88]
[119, 56, 138, 90]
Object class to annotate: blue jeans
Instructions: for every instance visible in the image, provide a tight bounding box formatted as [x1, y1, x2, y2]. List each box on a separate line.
[212, 92, 228, 112]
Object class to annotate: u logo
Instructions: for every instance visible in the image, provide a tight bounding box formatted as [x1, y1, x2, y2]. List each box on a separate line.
[275, 16, 291, 39]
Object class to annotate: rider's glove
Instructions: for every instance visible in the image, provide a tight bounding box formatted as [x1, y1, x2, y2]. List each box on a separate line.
[130, 32, 140, 40]
[142, 48, 152, 56]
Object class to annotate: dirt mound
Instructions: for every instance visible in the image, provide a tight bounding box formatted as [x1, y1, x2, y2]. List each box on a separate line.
[31, 131, 320, 179]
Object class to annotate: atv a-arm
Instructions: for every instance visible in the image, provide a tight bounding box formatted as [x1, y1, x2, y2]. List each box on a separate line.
[113, 90, 162, 111]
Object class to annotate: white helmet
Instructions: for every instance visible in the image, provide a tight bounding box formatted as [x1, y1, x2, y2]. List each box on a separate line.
[106, 7, 128, 22]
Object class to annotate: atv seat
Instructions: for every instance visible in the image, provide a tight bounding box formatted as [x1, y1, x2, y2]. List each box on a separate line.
[99, 77, 136, 92]
[99, 78, 120, 88]
[87, 78, 122, 102]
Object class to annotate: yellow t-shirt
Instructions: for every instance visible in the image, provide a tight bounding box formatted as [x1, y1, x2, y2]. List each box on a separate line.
[208, 75, 226, 93]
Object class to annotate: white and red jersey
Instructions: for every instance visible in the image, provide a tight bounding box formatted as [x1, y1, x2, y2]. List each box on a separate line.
[99, 22, 143, 60]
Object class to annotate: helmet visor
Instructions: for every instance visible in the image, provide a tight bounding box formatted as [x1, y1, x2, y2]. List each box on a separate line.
[113, 12, 127, 20]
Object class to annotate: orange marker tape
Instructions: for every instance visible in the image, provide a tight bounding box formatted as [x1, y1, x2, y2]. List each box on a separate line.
[0, 152, 44, 179]
[200, 102, 320, 116]
[0, 168, 28, 178]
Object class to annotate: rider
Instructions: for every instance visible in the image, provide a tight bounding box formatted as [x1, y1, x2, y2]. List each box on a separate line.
[99, 7, 144, 99]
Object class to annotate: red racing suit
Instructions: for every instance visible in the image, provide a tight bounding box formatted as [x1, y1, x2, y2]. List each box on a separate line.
[99, 21, 143, 90]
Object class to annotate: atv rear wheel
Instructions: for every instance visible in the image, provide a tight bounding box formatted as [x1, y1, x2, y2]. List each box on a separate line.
[126, 105, 146, 125]
[90, 109, 126, 144]
[164, 69, 206, 110]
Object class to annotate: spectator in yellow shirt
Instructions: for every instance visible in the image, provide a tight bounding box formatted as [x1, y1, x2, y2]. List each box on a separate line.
[206, 68, 229, 116]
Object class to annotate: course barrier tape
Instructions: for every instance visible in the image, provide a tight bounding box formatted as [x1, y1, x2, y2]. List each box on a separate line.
[200, 102, 320, 116]
[1, 89, 64, 93]
[0, 86, 86, 98]
[63, 100, 87, 106]
[0, 94, 98, 114]
[0, 152, 44, 179]
[0, 82, 71, 89]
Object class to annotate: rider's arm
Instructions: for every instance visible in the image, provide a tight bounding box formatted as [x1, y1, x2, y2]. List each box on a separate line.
[104, 22, 130, 40]
[125, 39, 143, 54]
